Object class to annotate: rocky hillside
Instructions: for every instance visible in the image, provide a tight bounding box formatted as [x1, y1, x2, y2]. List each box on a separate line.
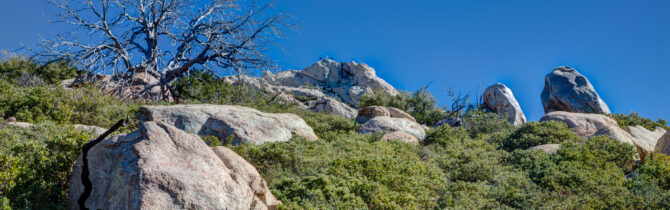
[1, 58, 670, 209]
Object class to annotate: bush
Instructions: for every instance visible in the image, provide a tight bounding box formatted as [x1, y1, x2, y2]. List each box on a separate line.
[0, 80, 138, 128]
[610, 112, 669, 131]
[461, 108, 514, 139]
[630, 154, 670, 208]
[232, 133, 446, 209]
[0, 56, 81, 86]
[0, 123, 96, 209]
[173, 70, 295, 113]
[501, 121, 579, 151]
[357, 87, 446, 125]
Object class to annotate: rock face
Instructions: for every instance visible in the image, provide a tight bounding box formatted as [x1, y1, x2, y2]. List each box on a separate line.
[69, 121, 277, 209]
[482, 83, 526, 126]
[529, 144, 560, 155]
[223, 59, 398, 118]
[434, 117, 462, 127]
[656, 131, 670, 155]
[380, 131, 420, 145]
[627, 126, 667, 161]
[356, 106, 416, 124]
[137, 104, 318, 145]
[541, 66, 610, 114]
[358, 116, 426, 140]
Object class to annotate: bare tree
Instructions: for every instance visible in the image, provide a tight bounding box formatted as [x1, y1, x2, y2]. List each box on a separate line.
[34, 0, 285, 101]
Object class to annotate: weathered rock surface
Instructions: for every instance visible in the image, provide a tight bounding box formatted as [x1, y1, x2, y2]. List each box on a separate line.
[541, 66, 610, 114]
[137, 104, 318, 145]
[358, 116, 425, 140]
[539, 111, 651, 158]
[223, 59, 398, 117]
[356, 106, 416, 124]
[380, 131, 420, 145]
[308, 97, 358, 118]
[212, 146, 280, 209]
[483, 83, 526, 126]
[69, 121, 277, 210]
[529, 144, 560, 155]
[1, 121, 33, 128]
[627, 126, 667, 161]
[656, 131, 670, 155]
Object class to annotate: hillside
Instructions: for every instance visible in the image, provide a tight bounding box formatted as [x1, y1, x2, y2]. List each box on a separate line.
[1, 57, 669, 209]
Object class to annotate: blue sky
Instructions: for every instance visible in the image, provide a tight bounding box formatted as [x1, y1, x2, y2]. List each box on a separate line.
[1, 0, 669, 122]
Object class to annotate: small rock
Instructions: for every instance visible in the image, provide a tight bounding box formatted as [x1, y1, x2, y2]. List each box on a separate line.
[358, 116, 426, 140]
[529, 144, 560, 154]
[380, 131, 420, 145]
[356, 106, 416, 124]
[7, 117, 16, 122]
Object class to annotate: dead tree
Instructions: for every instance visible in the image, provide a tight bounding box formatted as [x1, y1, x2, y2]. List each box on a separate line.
[34, 0, 285, 101]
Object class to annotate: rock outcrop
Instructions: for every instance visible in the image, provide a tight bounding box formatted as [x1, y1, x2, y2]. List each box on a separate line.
[529, 144, 560, 155]
[541, 66, 610, 114]
[434, 117, 462, 127]
[73, 124, 108, 136]
[358, 116, 425, 140]
[380, 131, 420, 145]
[482, 83, 526, 126]
[656, 131, 670, 155]
[539, 111, 660, 159]
[627, 126, 667, 161]
[137, 104, 318, 145]
[356, 106, 416, 124]
[223, 59, 398, 117]
[69, 121, 278, 209]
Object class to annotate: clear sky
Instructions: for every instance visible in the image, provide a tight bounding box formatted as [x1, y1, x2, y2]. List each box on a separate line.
[1, 0, 669, 122]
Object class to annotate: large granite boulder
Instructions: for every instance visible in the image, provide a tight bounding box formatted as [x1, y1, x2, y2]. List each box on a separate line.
[358, 116, 425, 140]
[482, 83, 526, 126]
[541, 66, 610, 114]
[137, 104, 318, 145]
[627, 126, 667, 161]
[656, 131, 670, 155]
[211, 146, 279, 208]
[356, 106, 416, 124]
[69, 121, 278, 209]
[539, 111, 655, 159]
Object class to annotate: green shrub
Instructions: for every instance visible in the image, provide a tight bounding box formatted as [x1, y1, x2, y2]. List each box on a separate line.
[461, 108, 515, 138]
[0, 122, 95, 209]
[610, 112, 669, 131]
[357, 87, 446, 125]
[630, 154, 670, 208]
[173, 70, 295, 112]
[0, 56, 81, 86]
[233, 133, 446, 209]
[502, 121, 579, 151]
[0, 80, 138, 127]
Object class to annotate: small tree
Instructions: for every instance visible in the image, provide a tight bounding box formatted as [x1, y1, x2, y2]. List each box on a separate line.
[34, 0, 285, 101]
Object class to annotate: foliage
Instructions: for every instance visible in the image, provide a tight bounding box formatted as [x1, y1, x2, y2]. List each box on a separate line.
[233, 134, 446, 209]
[357, 87, 446, 125]
[501, 121, 579, 151]
[630, 154, 670, 208]
[610, 112, 670, 131]
[173, 70, 296, 113]
[0, 123, 95, 210]
[0, 79, 138, 128]
[0, 56, 81, 86]
[461, 108, 515, 138]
